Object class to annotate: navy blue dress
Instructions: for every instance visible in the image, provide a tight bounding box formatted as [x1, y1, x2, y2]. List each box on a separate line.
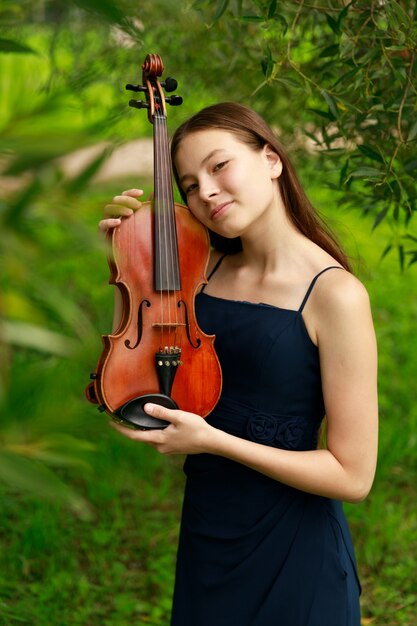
[170, 261, 361, 626]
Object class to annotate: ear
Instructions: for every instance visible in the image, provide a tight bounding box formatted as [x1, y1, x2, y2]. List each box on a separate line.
[263, 144, 282, 179]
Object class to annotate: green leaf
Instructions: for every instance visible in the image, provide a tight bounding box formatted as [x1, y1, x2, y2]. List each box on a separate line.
[380, 244, 392, 260]
[407, 251, 417, 266]
[308, 108, 335, 121]
[325, 13, 340, 34]
[372, 206, 389, 231]
[2, 320, 76, 356]
[239, 15, 263, 22]
[407, 120, 417, 142]
[319, 44, 339, 58]
[72, 0, 127, 25]
[349, 167, 381, 179]
[270, 13, 287, 34]
[337, 2, 354, 27]
[304, 131, 322, 146]
[0, 451, 92, 519]
[398, 244, 405, 271]
[0, 38, 37, 54]
[321, 90, 339, 119]
[339, 159, 350, 187]
[213, 0, 229, 21]
[267, 0, 277, 19]
[358, 144, 385, 164]
[274, 77, 302, 90]
[261, 47, 274, 78]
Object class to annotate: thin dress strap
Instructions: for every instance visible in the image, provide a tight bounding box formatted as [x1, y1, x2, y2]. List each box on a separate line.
[200, 254, 228, 293]
[298, 266, 344, 314]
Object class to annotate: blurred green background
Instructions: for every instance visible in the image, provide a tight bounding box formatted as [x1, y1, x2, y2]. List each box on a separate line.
[1, 1, 416, 625]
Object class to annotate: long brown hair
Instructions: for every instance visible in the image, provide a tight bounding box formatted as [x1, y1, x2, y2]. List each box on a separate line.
[171, 102, 351, 271]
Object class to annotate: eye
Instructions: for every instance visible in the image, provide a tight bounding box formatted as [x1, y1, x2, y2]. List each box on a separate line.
[213, 160, 228, 172]
[185, 182, 198, 195]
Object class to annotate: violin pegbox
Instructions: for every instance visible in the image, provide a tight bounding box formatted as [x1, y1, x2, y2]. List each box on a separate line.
[125, 53, 183, 123]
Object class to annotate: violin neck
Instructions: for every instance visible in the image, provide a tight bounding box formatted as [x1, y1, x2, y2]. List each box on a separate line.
[153, 114, 181, 291]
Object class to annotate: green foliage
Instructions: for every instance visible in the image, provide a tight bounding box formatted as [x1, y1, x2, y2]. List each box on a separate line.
[0, 1, 416, 625]
[192, 0, 417, 266]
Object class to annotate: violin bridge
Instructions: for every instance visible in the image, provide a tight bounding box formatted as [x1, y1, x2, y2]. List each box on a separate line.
[152, 322, 187, 328]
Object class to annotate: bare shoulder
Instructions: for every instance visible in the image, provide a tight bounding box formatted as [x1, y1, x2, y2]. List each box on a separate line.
[317, 269, 370, 310]
[308, 268, 374, 341]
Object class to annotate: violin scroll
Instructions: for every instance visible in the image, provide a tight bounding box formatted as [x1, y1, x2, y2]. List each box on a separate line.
[125, 53, 183, 121]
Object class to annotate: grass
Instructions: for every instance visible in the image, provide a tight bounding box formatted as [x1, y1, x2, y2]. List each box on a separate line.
[1, 173, 417, 625]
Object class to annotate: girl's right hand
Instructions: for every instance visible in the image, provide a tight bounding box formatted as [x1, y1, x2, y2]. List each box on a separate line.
[98, 188, 144, 233]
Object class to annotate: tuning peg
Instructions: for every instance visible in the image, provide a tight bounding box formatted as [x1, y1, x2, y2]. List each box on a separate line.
[166, 95, 183, 106]
[129, 99, 150, 109]
[161, 77, 178, 92]
[126, 83, 147, 92]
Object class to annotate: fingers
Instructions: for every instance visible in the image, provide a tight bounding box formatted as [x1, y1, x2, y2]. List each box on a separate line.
[98, 217, 121, 232]
[144, 402, 180, 424]
[109, 404, 179, 442]
[110, 419, 164, 440]
[104, 193, 142, 217]
[100, 189, 144, 233]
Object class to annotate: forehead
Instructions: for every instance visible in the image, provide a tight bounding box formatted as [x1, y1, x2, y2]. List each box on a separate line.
[175, 129, 247, 173]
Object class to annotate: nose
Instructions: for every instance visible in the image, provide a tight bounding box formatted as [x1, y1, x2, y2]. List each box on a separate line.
[198, 175, 219, 202]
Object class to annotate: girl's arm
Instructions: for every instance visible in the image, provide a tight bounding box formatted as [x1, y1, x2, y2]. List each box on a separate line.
[112, 271, 378, 504]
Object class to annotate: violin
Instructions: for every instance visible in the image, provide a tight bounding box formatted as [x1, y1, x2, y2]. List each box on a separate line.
[86, 54, 222, 429]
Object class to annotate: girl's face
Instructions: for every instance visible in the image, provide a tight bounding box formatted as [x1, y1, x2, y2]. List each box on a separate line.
[175, 129, 282, 239]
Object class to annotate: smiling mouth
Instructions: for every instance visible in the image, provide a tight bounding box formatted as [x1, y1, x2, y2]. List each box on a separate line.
[209, 202, 232, 220]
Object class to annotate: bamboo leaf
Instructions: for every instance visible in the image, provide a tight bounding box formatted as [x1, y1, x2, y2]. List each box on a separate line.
[319, 44, 339, 58]
[372, 206, 389, 231]
[270, 13, 287, 34]
[0, 38, 37, 54]
[267, 0, 277, 19]
[261, 47, 274, 78]
[213, 0, 229, 21]
[239, 15, 263, 22]
[380, 244, 392, 260]
[398, 244, 405, 271]
[349, 167, 381, 179]
[407, 120, 417, 142]
[72, 0, 127, 25]
[0, 451, 92, 519]
[308, 108, 335, 121]
[321, 90, 339, 119]
[358, 144, 385, 164]
[325, 13, 340, 34]
[2, 320, 77, 356]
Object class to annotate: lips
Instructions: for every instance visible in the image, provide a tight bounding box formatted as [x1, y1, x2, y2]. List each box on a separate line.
[209, 201, 232, 220]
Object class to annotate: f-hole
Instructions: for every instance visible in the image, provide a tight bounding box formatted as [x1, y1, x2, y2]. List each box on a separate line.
[178, 300, 201, 349]
[125, 299, 151, 349]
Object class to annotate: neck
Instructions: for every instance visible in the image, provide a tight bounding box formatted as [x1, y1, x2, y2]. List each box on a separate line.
[238, 187, 306, 275]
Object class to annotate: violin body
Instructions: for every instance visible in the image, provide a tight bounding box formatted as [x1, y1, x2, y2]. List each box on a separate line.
[86, 53, 222, 429]
[89, 201, 222, 427]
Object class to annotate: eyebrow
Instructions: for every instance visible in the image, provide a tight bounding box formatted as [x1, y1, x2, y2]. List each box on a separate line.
[179, 149, 226, 185]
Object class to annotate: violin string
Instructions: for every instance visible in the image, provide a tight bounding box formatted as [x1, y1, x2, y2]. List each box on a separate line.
[155, 115, 165, 351]
[160, 114, 172, 352]
[160, 112, 181, 355]
[157, 113, 175, 354]
[163, 113, 180, 351]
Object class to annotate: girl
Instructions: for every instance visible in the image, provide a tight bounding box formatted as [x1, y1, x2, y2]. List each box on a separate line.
[100, 102, 378, 626]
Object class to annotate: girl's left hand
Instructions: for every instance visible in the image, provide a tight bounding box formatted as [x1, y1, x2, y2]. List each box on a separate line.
[110, 403, 215, 455]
